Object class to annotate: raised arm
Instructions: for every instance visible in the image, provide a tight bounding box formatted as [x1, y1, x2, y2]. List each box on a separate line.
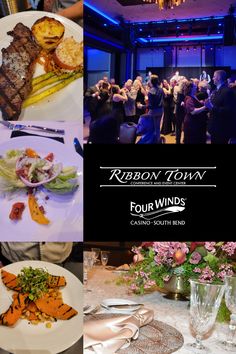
[57, 1, 83, 21]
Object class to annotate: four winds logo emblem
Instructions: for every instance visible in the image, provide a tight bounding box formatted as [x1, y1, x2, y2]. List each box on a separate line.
[131, 206, 185, 220]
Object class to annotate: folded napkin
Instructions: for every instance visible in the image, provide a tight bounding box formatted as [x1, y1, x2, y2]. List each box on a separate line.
[116, 264, 130, 271]
[84, 307, 154, 354]
[10, 130, 64, 144]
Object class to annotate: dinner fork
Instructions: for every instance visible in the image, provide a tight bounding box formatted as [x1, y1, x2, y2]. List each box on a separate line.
[0, 121, 65, 135]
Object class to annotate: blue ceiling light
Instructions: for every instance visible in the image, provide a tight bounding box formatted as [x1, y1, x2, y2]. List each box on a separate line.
[85, 31, 124, 49]
[84, 1, 119, 25]
[133, 16, 225, 26]
[138, 38, 148, 43]
[137, 34, 223, 43]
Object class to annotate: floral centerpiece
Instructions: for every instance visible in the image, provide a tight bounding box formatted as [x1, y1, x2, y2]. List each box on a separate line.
[130, 242, 236, 296]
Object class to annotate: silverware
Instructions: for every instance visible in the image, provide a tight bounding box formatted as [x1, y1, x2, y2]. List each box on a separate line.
[0, 121, 65, 135]
[101, 303, 143, 309]
[84, 305, 100, 315]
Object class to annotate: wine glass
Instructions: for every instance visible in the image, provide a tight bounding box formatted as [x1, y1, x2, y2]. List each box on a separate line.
[83, 251, 95, 291]
[187, 279, 225, 353]
[221, 275, 236, 351]
[101, 251, 109, 268]
[91, 248, 101, 264]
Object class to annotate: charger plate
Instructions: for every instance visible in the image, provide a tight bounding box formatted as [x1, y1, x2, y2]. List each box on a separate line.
[85, 313, 184, 354]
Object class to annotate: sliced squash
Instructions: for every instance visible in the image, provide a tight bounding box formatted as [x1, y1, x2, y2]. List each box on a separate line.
[28, 194, 50, 225]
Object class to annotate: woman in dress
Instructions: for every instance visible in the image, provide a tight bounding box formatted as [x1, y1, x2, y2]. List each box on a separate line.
[111, 85, 127, 126]
[184, 81, 208, 144]
[175, 79, 187, 144]
[138, 75, 164, 143]
[161, 79, 173, 135]
[133, 79, 147, 123]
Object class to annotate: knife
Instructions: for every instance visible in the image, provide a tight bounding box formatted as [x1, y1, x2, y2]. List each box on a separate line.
[0, 121, 65, 135]
[101, 303, 143, 308]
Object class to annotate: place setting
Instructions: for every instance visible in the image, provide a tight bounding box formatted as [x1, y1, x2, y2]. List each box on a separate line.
[83, 241, 236, 353]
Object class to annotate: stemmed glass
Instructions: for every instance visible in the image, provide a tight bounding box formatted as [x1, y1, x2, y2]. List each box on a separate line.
[221, 275, 236, 351]
[91, 248, 101, 265]
[101, 251, 109, 268]
[83, 251, 95, 291]
[187, 279, 225, 353]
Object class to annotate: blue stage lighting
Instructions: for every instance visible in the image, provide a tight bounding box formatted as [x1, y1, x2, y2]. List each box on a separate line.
[84, 2, 119, 25]
[137, 34, 223, 43]
[85, 31, 124, 49]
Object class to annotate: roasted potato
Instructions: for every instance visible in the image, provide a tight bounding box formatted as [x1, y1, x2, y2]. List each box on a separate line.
[32, 16, 65, 51]
[53, 37, 83, 70]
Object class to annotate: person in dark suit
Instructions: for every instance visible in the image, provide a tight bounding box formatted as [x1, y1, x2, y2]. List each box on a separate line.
[84, 80, 103, 122]
[205, 70, 236, 144]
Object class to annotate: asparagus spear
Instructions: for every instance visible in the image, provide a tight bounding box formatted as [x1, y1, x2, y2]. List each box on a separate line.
[23, 72, 82, 108]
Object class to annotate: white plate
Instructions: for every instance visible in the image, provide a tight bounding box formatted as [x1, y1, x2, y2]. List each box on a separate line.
[101, 298, 142, 314]
[0, 260, 83, 354]
[0, 136, 83, 241]
[0, 11, 83, 121]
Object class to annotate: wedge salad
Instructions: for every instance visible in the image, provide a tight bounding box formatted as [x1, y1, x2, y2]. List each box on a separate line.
[0, 148, 79, 224]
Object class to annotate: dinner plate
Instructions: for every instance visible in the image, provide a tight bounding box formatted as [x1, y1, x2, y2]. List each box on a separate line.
[0, 11, 83, 121]
[101, 298, 142, 314]
[0, 260, 83, 354]
[0, 136, 83, 241]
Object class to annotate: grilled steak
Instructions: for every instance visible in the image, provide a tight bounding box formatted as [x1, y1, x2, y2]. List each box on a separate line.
[0, 23, 41, 120]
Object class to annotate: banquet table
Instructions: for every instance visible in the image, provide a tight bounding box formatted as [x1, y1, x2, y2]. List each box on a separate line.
[84, 266, 231, 354]
[0, 120, 83, 242]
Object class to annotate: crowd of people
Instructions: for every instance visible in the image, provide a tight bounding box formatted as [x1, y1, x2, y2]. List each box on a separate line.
[84, 70, 236, 144]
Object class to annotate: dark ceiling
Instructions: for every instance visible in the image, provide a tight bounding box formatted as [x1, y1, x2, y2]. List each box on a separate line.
[85, 1, 236, 47]
[86, 0, 236, 22]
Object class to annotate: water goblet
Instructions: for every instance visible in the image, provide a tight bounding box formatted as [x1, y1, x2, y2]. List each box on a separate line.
[187, 279, 225, 353]
[91, 248, 101, 264]
[221, 275, 236, 351]
[101, 251, 109, 268]
[83, 251, 95, 291]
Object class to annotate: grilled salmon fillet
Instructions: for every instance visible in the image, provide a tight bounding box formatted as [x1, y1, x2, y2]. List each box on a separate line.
[0, 23, 41, 120]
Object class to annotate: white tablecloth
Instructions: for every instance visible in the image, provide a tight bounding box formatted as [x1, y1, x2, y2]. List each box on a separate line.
[85, 267, 231, 354]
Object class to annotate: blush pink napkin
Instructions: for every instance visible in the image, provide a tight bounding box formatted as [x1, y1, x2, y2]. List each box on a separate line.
[84, 307, 154, 353]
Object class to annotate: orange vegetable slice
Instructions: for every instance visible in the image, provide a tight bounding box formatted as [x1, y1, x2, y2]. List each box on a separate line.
[28, 194, 50, 225]
[25, 148, 39, 158]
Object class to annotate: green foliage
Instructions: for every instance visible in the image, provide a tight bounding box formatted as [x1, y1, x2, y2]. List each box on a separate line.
[18, 267, 49, 301]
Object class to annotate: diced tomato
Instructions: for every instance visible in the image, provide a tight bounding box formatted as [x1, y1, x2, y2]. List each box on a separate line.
[45, 153, 54, 162]
[9, 203, 25, 221]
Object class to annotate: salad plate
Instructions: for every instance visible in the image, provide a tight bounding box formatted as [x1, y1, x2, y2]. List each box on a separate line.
[0, 136, 83, 241]
[0, 260, 83, 354]
[0, 11, 83, 122]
